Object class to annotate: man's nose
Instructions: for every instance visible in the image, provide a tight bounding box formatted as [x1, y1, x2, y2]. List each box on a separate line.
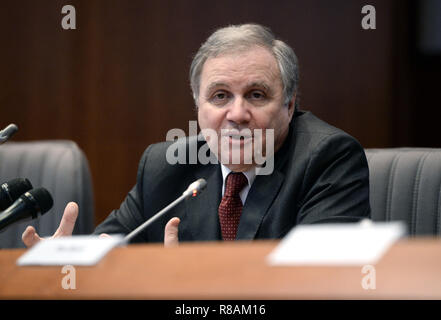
[225, 97, 251, 124]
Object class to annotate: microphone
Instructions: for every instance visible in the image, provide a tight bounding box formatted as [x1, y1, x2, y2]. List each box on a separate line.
[182, 178, 208, 198]
[0, 187, 54, 232]
[0, 178, 33, 211]
[0, 124, 18, 144]
[123, 178, 207, 244]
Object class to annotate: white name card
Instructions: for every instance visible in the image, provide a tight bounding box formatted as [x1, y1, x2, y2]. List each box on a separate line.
[17, 235, 124, 266]
[267, 221, 406, 266]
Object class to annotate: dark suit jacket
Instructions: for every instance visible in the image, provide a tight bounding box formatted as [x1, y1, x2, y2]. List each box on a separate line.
[94, 110, 371, 242]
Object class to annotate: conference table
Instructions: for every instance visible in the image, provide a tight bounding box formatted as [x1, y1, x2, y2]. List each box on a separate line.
[0, 238, 441, 299]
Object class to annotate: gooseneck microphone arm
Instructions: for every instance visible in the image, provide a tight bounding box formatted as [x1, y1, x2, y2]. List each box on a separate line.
[122, 179, 207, 245]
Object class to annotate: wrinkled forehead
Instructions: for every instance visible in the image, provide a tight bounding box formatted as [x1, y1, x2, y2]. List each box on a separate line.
[200, 46, 282, 90]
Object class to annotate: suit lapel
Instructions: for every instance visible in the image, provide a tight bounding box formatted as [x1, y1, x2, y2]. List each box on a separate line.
[183, 164, 222, 241]
[236, 169, 284, 240]
[235, 120, 294, 240]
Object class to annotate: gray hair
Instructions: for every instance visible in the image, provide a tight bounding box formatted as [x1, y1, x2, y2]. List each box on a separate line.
[189, 24, 300, 109]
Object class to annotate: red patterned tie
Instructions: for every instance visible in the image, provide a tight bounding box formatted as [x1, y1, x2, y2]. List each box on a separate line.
[218, 172, 248, 241]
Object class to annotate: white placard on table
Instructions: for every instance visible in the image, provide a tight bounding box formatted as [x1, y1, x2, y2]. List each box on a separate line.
[17, 235, 124, 266]
[267, 220, 406, 266]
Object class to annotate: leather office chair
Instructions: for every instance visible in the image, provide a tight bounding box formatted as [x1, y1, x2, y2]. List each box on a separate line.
[0, 140, 94, 248]
[365, 148, 441, 236]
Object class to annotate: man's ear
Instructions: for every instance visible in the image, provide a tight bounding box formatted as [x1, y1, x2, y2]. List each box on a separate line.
[287, 94, 296, 121]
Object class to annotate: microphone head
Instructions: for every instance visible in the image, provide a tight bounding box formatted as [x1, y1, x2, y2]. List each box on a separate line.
[0, 124, 18, 141]
[183, 178, 207, 198]
[23, 187, 54, 216]
[0, 178, 33, 210]
[194, 178, 207, 192]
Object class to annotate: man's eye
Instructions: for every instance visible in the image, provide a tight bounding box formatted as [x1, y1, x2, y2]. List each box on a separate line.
[215, 92, 227, 100]
[248, 91, 266, 100]
[210, 91, 230, 104]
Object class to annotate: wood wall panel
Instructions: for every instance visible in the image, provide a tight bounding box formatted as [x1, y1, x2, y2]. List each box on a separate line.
[0, 0, 427, 226]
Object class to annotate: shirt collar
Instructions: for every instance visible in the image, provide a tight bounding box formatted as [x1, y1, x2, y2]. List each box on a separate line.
[220, 164, 257, 190]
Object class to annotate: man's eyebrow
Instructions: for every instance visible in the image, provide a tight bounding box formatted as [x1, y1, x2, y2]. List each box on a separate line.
[206, 82, 230, 93]
[204, 81, 273, 96]
[246, 82, 271, 92]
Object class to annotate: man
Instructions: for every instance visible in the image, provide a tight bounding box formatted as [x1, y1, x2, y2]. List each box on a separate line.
[22, 24, 370, 247]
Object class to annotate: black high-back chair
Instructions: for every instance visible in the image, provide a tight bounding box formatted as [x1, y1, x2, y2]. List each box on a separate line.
[365, 148, 441, 236]
[0, 140, 94, 248]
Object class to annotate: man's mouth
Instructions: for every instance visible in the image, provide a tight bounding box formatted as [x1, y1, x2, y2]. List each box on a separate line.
[221, 129, 252, 138]
[223, 132, 253, 145]
[228, 136, 251, 144]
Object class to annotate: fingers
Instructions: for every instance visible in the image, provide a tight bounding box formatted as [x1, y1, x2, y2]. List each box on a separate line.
[22, 202, 79, 248]
[53, 202, 79, 238]
[22, 226, 43, 248]
[99, 233, 111, 238]
[164, 217, 180, 247]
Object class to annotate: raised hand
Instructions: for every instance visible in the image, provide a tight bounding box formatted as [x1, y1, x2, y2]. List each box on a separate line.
[22, 202, 78, 248]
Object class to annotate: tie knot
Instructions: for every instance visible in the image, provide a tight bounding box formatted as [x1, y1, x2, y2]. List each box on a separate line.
[225, 172, 248, 197]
